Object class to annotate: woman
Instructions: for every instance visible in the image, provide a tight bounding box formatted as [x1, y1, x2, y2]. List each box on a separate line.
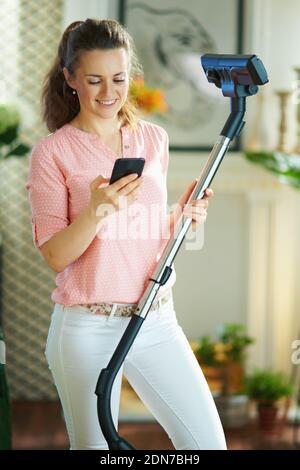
[26, 18, 226, 450]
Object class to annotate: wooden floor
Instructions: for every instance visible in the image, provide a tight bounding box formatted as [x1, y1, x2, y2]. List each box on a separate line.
[10, 400, 300, 450]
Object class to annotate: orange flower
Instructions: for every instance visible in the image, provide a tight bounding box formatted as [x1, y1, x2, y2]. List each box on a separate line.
[129, 76, 168, 114]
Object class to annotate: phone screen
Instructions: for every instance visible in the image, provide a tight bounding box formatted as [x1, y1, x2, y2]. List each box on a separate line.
[109, 158, 145, 184]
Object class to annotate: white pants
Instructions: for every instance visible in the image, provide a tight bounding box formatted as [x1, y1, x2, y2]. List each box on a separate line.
[45, 293, 227, 450]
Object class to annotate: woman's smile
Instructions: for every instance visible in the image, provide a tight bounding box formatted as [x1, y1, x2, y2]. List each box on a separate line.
[96, 98, 118, 107]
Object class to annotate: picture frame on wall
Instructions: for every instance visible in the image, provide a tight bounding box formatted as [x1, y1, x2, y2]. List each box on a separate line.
[119, 0, 244, 151]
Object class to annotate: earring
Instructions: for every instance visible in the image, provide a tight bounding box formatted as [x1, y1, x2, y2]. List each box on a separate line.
[72, 89, 76, 95]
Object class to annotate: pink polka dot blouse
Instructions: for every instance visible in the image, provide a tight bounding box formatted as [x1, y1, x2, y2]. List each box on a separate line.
[26, 119, 176, 306]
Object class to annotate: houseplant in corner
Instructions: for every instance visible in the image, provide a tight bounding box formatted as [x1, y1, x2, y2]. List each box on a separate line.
[0, 101, 60, 405]
[0, 103, 29, 449]
[244, 368, 293, 431]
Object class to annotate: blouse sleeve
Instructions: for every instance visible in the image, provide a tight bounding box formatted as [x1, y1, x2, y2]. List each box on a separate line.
[25, 139, 69, 250]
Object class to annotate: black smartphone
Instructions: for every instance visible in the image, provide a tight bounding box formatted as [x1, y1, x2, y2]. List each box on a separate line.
[109, 158, 145, 184]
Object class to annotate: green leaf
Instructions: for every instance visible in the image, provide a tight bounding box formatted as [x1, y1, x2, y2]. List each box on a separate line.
[5, 143, 30, 158]
[244, 151, 300, 190]
[0, 125, 18, 145]
[195, 336, 217, 366]
[244, 368, 293, 404]
[218, 323, 254, 363]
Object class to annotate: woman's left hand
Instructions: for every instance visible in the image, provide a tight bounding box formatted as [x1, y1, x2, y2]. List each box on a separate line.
[182, 186, 214, 231]
[169, 180, 214, 233]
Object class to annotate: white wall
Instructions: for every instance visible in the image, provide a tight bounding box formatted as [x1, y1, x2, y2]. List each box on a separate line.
[62, 0, 111, 27]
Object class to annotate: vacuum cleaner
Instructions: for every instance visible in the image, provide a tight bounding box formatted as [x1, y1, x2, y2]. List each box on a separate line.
[95, 53, 269, 450]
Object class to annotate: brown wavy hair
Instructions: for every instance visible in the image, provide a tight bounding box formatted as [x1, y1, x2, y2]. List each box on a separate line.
[41, 18, 143, 133]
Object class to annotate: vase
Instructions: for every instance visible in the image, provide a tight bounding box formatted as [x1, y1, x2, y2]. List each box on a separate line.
[257, 403, 279, 431]
[222, 361, 245, 394]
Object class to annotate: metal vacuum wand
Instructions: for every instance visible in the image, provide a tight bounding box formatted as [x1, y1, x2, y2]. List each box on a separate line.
[95, 54, 269, 450]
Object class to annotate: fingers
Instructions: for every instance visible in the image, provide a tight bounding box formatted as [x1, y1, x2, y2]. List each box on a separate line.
[183, 206, 207, 219]
[183, 197, 208, 229]
[203, 187, 214, 199]
[118, 176, 144, 197]
[191, 199, 208, 209]
[192, 206, 207, 216]
[110, 173, 140, 191]
[187, 211, 207, 231]
[127, 186, 141, 202]
[90, 174, 109, 191]
[105, 174, 144, 209]
[191, 218, 205, 231]
[177, 179, 198, 209]
[187, 186, 214, 210]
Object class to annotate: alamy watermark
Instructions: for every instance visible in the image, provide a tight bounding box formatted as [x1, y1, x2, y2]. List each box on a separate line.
[291, 339, 300, 365]
[94, 199, 205, 251]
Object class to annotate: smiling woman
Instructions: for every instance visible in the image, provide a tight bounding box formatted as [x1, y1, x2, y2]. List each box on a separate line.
[27, 18, 222, 451]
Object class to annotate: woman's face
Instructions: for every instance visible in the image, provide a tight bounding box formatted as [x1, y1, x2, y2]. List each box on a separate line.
[63, 48, 130, 120]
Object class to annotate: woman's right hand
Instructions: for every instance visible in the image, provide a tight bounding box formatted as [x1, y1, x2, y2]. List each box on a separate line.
[88, 173, 144, 220]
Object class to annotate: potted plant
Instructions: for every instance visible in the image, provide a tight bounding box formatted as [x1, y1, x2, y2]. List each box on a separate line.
[194, 326, 254, 428]
[218, 323, 255, 394]
[0, 103, 30, 160]
[194, 336, 227, 392]
[195, 323, 254, 394]
[244, 368, 293, 431]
